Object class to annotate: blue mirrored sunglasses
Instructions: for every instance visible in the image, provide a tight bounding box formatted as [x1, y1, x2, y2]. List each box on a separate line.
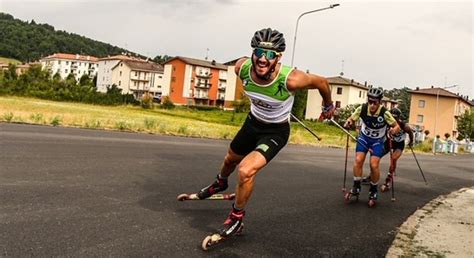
[253, 48, 280, 60]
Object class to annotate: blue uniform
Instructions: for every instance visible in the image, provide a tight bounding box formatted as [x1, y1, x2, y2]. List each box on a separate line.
[350, 104, 396, 157]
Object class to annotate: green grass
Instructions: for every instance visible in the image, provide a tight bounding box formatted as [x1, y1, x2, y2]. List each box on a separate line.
[0, 56, 21, 65]
[0, 96, 413, 149]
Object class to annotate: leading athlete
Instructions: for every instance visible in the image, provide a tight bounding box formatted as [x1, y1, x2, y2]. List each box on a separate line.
[194, 28, 335, 236]
[343, 87, 400, 206]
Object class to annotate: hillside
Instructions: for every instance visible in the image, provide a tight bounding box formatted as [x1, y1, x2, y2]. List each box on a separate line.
[0, 12, 137, 62]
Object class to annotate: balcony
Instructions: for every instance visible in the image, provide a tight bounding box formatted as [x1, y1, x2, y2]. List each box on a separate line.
[195, 82, 211, 89]
[193, 94, 209, 99]
[195, 72, 212, 79]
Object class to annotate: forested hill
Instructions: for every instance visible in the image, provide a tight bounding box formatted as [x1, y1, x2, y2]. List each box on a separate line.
[0, 12, 137, 62]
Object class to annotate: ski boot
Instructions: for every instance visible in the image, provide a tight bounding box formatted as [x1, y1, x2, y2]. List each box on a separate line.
[201, 206, 244, 250]
[344, 181, 361, 202]
[380, 173, 393, 192]
[368, 186, 378, 207]
[197, 174, 228, 199]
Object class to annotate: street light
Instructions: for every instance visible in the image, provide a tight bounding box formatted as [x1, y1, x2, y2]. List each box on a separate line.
[432, 84, 458, 154]
[290, 4, 340, 67]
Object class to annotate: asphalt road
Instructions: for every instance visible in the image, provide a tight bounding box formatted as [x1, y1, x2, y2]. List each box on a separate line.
[1, 123, 472, 257]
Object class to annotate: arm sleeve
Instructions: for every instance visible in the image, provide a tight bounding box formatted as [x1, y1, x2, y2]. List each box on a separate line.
[350, 106, 362, 121]
[384, 111, 397, 126]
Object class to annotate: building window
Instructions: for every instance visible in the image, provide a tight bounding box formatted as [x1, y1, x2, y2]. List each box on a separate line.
[65, 69, 68, 73]
[418, 100, 425, 108]
[119, 81, 121, 86]
[119, 71, 122, 76]
[416, 115, 423, 123]
[336, 101, 341, 108]
[337, 87, 343, 95]
[359, 91, 362, 98]
[135, 71, 138, 77]
[171, 77, 176, 82]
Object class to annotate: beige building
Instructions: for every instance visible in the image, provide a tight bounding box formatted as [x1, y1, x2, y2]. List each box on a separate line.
[306, 76, 369, 120]
[408, 86, 472, 139]
[96, 55, 163, 99]
[40, 53, 99, 81]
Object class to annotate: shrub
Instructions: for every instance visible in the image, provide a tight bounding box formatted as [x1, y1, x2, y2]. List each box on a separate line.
[161, 96, 175, 109]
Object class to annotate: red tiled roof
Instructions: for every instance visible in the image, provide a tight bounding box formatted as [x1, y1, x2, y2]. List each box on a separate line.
[99, 55, 145, 61]
[115, 60, 163, 73]
[43, 53, 99, 62]
[410, 87, 473, 106]
[327, 76, 369, 90]
[165, 56, 228, 70]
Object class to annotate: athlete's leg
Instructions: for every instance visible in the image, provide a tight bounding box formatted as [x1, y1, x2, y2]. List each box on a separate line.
[220, 148, 244, 177]
[390, 149, 403, 173]
[353, 152, 367, 178]
[234, 151, 267, 209]
[369, 156, 381, 183]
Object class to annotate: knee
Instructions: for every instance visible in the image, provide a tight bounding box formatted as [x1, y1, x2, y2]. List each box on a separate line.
[224, 152, 240, 167]
[370, 160, 379, 171]
[354, 157, 364, 167]
[238, 164, 256, 184]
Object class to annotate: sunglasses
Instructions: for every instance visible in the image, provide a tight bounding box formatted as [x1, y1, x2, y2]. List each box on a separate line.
[368, 99, 380, 105]
[253, 48, 280, 60]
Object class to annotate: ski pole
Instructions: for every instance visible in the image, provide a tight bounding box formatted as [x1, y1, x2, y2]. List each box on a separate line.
[409, 146, 428, 184]
[329, 118, 372, 153]
[290, 113, 321, 141]
[342, 134, 349, 193]
[388, 138, 396, 202]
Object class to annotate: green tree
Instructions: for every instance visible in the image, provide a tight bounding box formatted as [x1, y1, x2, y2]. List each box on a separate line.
[291, 88, 308, 120]
[457, 109, 473, 140]
[384, 87, 411, 120]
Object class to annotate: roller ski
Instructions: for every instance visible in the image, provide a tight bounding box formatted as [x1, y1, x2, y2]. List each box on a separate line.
[202, 206, 245, 251]
[177, 193, 235, 201]
[344, 182, 361, 203]
[380, 174, 393, 193]
[368, 187, 378, 208]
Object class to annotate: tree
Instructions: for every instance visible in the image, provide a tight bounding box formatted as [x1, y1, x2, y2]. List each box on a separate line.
[384, 87, 411, 120]
[291, 88, 307, 120]
[457, 109, 473, 140]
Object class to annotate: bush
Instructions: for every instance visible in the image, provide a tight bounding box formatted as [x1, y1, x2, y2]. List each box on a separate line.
[140, 93, 153, 109]
[161, 96, 175, 109]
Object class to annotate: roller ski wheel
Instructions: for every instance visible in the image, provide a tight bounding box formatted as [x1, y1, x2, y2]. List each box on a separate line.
[201, 224, 244, 251]
[380, 183, 391, 193]
[368, 199, 376, 207]
[177, 193, 235, 201]
[344, 191, 359, 203]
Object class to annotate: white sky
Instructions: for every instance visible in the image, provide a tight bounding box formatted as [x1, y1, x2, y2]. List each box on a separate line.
[1, 0, 473, 98]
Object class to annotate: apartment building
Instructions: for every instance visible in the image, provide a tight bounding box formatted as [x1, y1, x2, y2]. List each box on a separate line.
[306, 76, 369, 119]
[408, 86, 472, 139]
[162, 56, 241, 109]
[96, 55, 164, 99]
[0, 62, 31, 75]
[40, 53, 99, 81]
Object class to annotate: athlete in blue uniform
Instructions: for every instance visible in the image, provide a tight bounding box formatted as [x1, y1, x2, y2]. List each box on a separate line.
[195, 28, 335, 236]
[344, 87, 400, 205]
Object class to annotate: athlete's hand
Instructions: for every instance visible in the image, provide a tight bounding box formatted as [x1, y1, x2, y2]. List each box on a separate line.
[388, 128, 397, 136]
[343, 119, 353, 129]
[319, 102, 335, 121]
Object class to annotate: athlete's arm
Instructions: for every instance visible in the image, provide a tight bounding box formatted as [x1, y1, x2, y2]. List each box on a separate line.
[287, 69, 333, 120]
[384, 112, 400, 135]
[404, 123, 414, 146]
[234, 58, 248, 76]
[344, 105, 362, 128]
[286, 69, 332, 106]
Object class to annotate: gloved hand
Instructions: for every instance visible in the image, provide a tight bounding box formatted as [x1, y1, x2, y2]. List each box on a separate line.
[319, 102, 335, 121]
[343, 119, 353, 129]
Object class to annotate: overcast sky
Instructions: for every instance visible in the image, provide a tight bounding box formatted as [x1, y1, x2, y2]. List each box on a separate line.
[1, 0, 472, 98]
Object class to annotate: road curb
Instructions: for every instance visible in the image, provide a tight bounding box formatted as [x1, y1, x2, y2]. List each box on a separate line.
[386, 187, 474, 257]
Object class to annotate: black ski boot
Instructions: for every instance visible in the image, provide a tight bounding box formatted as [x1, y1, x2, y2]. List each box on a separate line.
[344, 180, 361, 202]
[380, 173, 393, 192]
[197, 174, 228, 199]
[368, 185, 378, 207]
[219, 205, 245, 237]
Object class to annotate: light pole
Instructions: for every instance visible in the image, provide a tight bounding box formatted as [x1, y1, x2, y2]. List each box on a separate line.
[290, 4, 340, 67]
[432, 84, 458, 154]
